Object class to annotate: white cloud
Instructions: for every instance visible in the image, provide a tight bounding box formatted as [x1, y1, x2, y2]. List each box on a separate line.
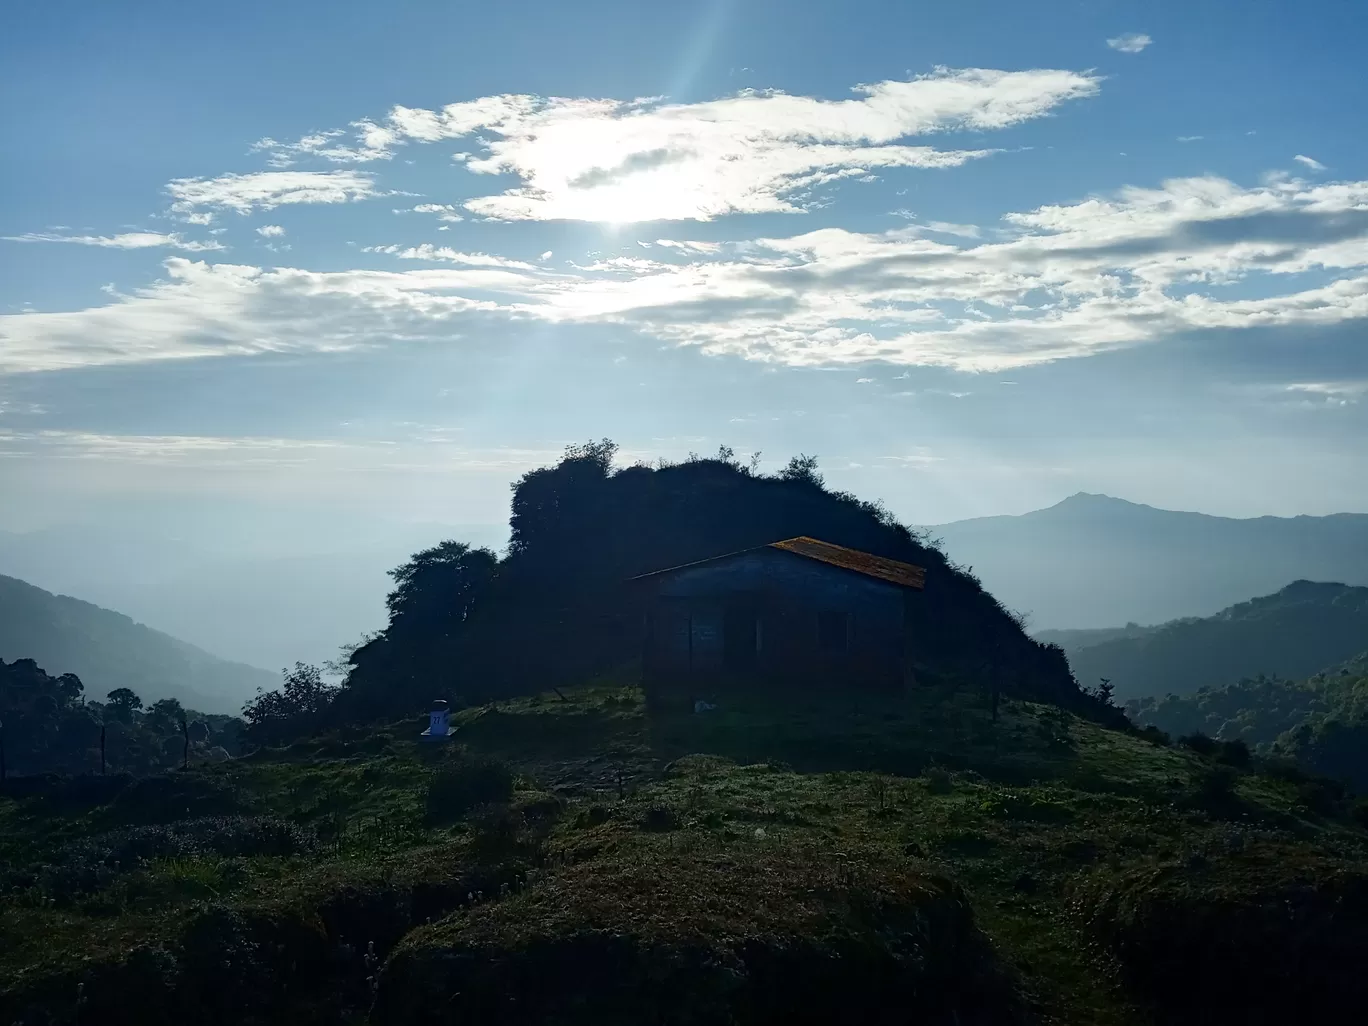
[539, 251, 553, 261]
[2, 231, 225, 252]
[1177, 135, 1203, 143]
[181, 212, 215, 226]
[1283, 380, 1368, 403]
[166, 170, 378, 214]
[405, 203, 464, 221]
[256, 68, 1099, 222]
[8, 172, 1368, 375]
[1106, 33, 1152, 53]
[1294, 154, 1327, 171]
[361, 244, 539, 270]
[255, 224, 286, 237]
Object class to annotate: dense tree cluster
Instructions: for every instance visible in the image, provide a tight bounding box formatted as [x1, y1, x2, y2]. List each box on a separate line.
[324, 442, 1092, 724]
[1128, 654, 1368, 790]
[0, 657, 242, 778]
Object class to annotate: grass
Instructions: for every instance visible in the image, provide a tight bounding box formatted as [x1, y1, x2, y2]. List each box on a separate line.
[3, 679, 1368, 1025]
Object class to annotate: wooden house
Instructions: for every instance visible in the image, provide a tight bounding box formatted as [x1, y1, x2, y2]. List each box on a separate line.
[633, 537, 926, 706]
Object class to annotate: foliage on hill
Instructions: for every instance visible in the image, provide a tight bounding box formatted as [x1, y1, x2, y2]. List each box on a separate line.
[321, 442, 1091, 728]
[1062, 580, 1368, 701]
[1, 657, 245, 777]
[0, 573, 278, 714]
[4, 681, 1368, 1025]
[1128, 654, 1368, 790]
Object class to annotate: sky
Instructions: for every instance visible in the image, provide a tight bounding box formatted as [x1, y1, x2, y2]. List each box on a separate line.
[3, 0, 1367, 546]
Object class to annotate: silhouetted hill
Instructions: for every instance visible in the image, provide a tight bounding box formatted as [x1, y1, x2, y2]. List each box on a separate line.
[0, 574, 277, 713]
[928, 493, 1368, 629]
[333, 445, 1095, 723]
[1060, 580, 1368, 700]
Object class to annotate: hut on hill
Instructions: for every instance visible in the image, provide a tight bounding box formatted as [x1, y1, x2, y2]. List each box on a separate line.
[633, 537, 926, 707]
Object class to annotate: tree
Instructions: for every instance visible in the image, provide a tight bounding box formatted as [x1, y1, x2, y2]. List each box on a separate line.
[779, 453, 824, 488]
[242, 663, 339, 746]
[105, 687, 143, 724]
[146, 697, 186, 736]
[386, 541, 498, 636]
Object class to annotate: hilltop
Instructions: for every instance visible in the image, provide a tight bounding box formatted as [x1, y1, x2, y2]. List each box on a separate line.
[4, 681, 1368, 1025]
[928, 493, 1368, 629]
[1056, 581, 1368, 701]
[0, 573, 277, 714]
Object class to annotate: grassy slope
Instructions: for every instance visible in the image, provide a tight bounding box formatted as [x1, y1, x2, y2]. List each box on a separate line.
[3, 682, 1368, 1025]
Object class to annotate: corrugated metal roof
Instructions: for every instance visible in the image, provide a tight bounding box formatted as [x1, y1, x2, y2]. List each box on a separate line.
[768, 536, 926, 590]
[632, 536, 926, 590]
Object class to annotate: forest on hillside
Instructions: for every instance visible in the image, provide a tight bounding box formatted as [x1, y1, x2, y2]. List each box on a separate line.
[1061, 580, 1368, 700]
[1128, 653, 1368, 790]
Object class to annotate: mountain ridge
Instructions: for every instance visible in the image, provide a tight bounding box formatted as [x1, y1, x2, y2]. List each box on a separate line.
[0, 573, 278, 713]
[925, 493, 1368, 630]
[1052, 579, 1368, 701]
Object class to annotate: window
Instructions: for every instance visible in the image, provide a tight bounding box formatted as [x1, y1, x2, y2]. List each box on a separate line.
[817, 610, 849, 653]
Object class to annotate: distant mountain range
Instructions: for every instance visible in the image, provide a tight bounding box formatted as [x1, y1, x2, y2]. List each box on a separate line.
[1042, 580, 1368, 700]
[929, 493, 1368, 630]
[0, 574, 278, 713]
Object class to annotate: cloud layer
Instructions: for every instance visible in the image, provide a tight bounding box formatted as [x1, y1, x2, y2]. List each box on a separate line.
[254, 68, 1100, 222]
[3, 231, 224, 252]
[166, 170, 379, 215]
[6, 173, 1367, 375]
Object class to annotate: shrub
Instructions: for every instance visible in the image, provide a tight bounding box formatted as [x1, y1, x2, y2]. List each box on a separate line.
[1137, 724, 1171, 747]
[921, 765, 953, 795]
[467, 804, 528, 859]
[1214, 739, 1251, 768]
[1350, 797, 1368, 830]
[639, 805, 680, 832]
[1180, 733, 1218, 756]
[1295, 777, 1346, 817]
[1190, 765, 1240, 813]
[424, 756, 515, 825]
[20, 817, 317, 901]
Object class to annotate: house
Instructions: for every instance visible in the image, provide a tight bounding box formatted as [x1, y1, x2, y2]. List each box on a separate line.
[633, 537, 926, 706]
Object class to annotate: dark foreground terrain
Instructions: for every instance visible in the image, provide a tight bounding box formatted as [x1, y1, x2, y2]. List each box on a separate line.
[4, 681, 1368, 1025]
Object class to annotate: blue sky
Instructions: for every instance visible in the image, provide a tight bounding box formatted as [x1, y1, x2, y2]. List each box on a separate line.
[3, 0, 1367, 541]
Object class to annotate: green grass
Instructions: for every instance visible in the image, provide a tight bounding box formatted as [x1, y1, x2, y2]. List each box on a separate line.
[3, 680, 1368, 1025]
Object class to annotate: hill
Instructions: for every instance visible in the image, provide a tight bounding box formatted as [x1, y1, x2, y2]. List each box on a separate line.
[334, 444, 1089, 722]
[927, 493, 1368, 629]
[0, 574, 278, 714]
[4, 681, 1368, 1025]
[1058, 581, 1368, 701]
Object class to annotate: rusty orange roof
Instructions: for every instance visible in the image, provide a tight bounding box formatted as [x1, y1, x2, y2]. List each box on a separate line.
[768, 536, 926, 589]
[633, 536, 926, 590]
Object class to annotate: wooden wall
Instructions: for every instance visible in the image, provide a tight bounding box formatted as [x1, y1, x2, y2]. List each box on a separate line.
[642, 548, 914, 702]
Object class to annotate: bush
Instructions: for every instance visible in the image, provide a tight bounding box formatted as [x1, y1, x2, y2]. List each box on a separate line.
[921, 765, 953, 795]
[1350, 798, 1368, 830]
[14, 817, 317, 901]
[1190, 765, 1240, 814]
[424, 756, 515, 825]
[1214, 739, 1251, 768]
[1180, 733, 1218, 757]
[1137, 724, 1171, 747]
[1295, 777, 1346, 817]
